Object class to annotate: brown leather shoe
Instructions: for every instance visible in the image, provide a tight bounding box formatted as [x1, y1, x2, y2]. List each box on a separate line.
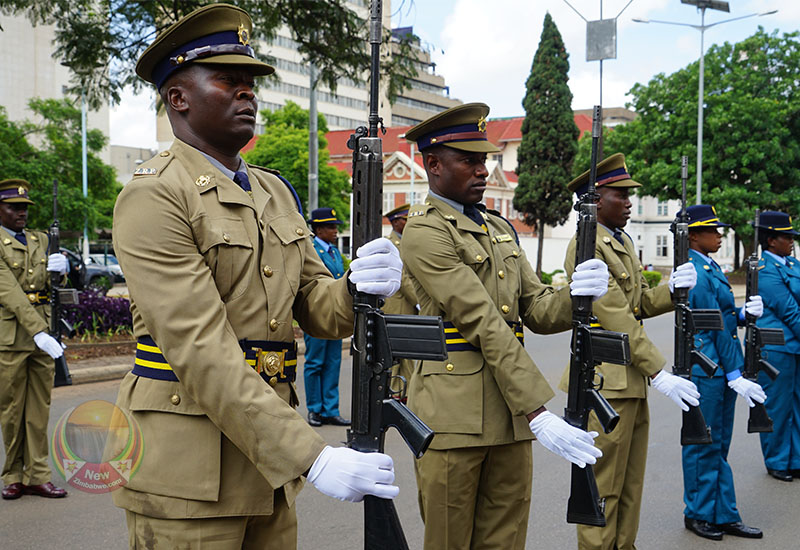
[1, 482, 25, 500]
[24, 482, 67, 498]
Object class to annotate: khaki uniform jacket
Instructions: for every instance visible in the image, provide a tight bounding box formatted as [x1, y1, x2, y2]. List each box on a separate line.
[111, 140, 353, 519]
[402, 196, 572, 450]
[0, 229, 50, 350]
[559, 226, 673, 398]
[382, 232, 416, 316]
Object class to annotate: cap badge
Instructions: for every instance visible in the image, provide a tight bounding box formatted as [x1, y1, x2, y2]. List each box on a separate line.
[238, 24, 250, 46]
[195, 175, 211, 187]
[18, 187, 25, 196]
[477, 115, 487, 133]
[331, 209, 336, 216]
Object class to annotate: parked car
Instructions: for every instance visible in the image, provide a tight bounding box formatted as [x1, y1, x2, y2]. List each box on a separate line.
[60, 248, 114, 294]
[88, 253, 125, 282]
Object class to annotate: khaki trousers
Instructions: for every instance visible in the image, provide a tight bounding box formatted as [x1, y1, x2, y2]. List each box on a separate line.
[416, 441, 532, 550]
[577, 397, 649, 550]
[125, 490, 297, 549]
[0, 348, 54, 485]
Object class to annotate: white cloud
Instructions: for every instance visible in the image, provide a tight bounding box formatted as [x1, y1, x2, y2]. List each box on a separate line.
[109, 87, 157, 149]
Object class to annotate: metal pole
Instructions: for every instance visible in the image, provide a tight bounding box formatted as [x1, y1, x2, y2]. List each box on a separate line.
[81, 89, 89, 260]
[696, 8, 705, 205]
[308, 64, 319, 213]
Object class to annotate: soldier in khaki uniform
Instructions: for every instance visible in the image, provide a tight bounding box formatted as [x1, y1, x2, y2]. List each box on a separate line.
[401, 103, 611, 550]
[560, 154, 701, 550]
[111, 5, 403, 548]
[0, 179, 69, 500]
[383, 204, 417, 395]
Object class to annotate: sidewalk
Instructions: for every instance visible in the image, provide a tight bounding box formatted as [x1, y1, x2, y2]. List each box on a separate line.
[65, 336, 351, 385]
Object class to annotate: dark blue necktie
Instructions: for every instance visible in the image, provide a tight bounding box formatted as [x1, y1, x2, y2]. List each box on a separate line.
[233, 171, 251, 193]
[464, 203, 487, 230]
[613, 230, 625, 246]
[14, 232, 26, 246]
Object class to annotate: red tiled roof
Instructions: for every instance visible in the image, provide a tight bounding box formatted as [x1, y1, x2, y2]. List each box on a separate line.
[504, 170, 518, 183]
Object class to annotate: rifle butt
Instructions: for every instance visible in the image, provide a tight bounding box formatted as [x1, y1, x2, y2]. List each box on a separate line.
[566, 463, 606, 526]
[364, 495, 409, 550]
[747, 402, 774, 433]
[681, 405, 712, 445]
[53, 356, 73, 387]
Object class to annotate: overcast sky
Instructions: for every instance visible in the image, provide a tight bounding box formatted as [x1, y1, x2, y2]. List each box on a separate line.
[109, 0, 799, 148]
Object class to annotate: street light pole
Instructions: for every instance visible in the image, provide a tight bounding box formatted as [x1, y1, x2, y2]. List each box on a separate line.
[80, 88, 89, 261]
[632, 5, 777, 204]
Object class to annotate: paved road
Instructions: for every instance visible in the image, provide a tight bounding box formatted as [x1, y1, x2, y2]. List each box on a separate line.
[2, 314, 797, 549]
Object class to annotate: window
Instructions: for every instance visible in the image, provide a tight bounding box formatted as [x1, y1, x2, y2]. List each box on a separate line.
[383, 193, 395, 214]
[657, 200, 669, 216]
[656, 235, 668, 257]
[637, 201, 643, 215]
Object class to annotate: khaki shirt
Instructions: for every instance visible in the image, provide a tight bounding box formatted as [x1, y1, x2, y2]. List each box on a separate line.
[0, 229, 50, 350]
[382, 232, 417, 316]
[111, 139, 353, 518]
[559, 226, 673, 398]
[402, 196, 572, 450]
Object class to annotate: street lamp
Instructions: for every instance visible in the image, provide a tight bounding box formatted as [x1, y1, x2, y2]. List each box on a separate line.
[633, 2, 777, 204]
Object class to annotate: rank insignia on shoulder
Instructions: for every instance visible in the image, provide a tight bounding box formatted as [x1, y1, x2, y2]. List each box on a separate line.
[602, 236, 611, 244]
[408, 210, 425, 218]
[495, 234, 513, 243]
[443, 214, 455, 220]
[195, 175, 211, 187]
[133, 167, 158, 176]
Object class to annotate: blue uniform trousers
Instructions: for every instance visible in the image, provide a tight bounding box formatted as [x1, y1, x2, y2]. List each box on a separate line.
[303, 334, 342, 417]
[681, 375, 740, 524]
[758, 349, 800, 471]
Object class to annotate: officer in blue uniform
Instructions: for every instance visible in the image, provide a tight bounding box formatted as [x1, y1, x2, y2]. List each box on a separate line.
[680, 205, 766, 540]
[303, 207, 349, 427]
[755, 210, 800, 481]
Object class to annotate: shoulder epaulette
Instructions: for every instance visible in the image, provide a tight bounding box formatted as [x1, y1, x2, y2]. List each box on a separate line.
[248, 163, 303, 216]
[486, 208, 519, 245]
[132, 150, 173, 178]
[407, 203, 433, 219]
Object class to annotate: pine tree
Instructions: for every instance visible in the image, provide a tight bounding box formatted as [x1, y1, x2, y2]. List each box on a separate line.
[513, 12, 578, 276]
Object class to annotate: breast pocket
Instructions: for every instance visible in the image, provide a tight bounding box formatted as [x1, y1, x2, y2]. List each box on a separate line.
[607, 259, 633, 292]
[0, 308, 16, 346]
[195, 217, 254, 302]
[268, 214, 309, 296]
[456, 242, 489, 275]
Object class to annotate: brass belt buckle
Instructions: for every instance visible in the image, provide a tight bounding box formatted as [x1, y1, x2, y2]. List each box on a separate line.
[255, 348, 285, 378]
[27, 293, 38, 303]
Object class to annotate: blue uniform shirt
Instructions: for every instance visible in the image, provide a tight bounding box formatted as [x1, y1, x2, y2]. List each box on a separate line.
[688, 249, 744, 377]
[757, 251, 800, 354]
[312, 236, 345, 280]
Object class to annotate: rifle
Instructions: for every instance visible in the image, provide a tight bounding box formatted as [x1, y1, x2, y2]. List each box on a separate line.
[346, 3, 448, 548]
[564, 105, 631, 527]
[670, 156, 723, 445]
[49, 179, 78, 387]
[743, 209, 783, 432]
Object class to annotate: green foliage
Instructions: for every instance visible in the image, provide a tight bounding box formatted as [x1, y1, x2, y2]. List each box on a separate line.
[539, 268, 564, 285]
[514, 13, 578, 273]
[642, 270, 662, 289]
[574, 28, 800, 254]
[243, 101, 350, 219]
[0, 100, 120, 234]
[0, 0, 419, 109]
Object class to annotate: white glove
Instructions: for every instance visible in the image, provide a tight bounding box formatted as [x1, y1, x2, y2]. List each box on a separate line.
[47, 253, 69, 275]
[728, 376, 767, 408]
[668, 262, 697, 292]
[528, 411, 602, 468]
[651, 370, 700, 411]
[307, 446, 399, 503]
[570, 259, 609, 301]
[743, 295, 764, 318]
[33, 331, 64, 359]
[348, 238, 402, 297]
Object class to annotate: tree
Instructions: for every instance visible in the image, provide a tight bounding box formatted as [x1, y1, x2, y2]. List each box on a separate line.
[573, 28, 800, 256]
[513, 12, 578, 276]
[243, 101, 351, 219]
[0, 0, 419, 110]
[0, 100, 120, 236]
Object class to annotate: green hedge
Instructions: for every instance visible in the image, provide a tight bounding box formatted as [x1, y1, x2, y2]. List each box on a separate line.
[642, 270, 662, 289]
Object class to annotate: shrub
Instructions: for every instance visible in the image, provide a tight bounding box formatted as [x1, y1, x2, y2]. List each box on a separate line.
[61, 290, 132, 337]
[540, 268, 564, 285]
[642, 270, 662, 289]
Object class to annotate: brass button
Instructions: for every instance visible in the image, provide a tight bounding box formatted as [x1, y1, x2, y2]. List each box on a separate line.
[445, 363, 454, 372]
[268, 376, 278, 387]
[634, 306, 639, 314]
[159, 151, 170, 157]
[263, 265, 273, 277]
[621, 272, 627, 278]
[27, 293, 37, 303]
[12, 262, 19, 268]
[30, 235, 37, 241]
[40, 258, 45, 263]
[269, 319, 279, 331]
[2, 238, 10, 245]
[731, 311, 736, 316]
[295, 228, 304, 236]
[170, 394, 181, 405]
[222, 233, 231, 242]
[492, 238, 497, 243]
[29, 284, 35, 289]
[498, 270, 505, 279]
[475, 255, 483, 262]
[501, 305, 510, 314]
[28, 269, 33, 274]
[512, 251, 519, 257]
[733, 335, 738, 340]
